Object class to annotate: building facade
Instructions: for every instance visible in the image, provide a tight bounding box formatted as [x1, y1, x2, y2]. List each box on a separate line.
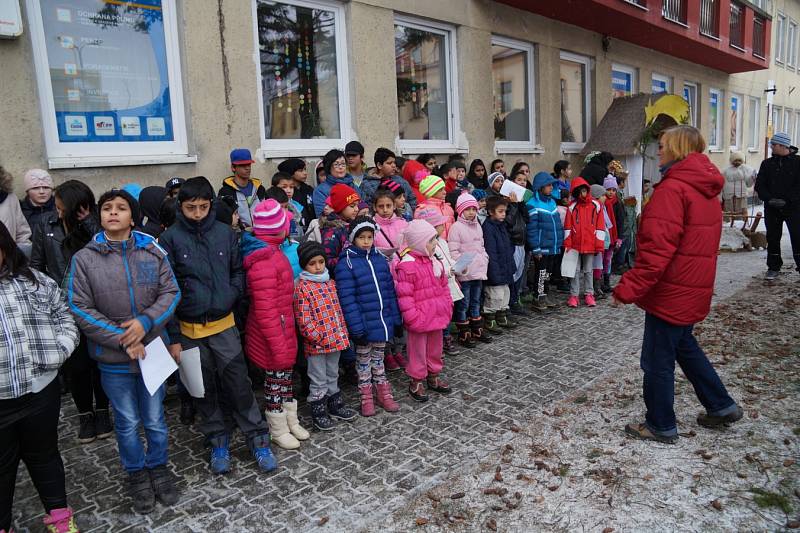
[0, 0, 793, 195]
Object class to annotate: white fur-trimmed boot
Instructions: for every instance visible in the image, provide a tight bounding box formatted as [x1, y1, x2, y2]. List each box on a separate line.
[283, 400, 310, 441]
[265, 410, 300, 450]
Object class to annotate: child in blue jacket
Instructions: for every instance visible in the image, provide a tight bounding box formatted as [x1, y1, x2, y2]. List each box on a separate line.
[526, 172, 564, 311]
[334, 216, 403, 417]
[482, 196, 516, 332]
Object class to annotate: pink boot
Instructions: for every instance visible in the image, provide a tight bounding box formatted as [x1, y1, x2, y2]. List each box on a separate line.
[43, 507, 78, 533]
[585, 294, 597, 307]
[375, 382, 400, 412]
[567, 295, 579, 308]
[359, 385, 376, 416]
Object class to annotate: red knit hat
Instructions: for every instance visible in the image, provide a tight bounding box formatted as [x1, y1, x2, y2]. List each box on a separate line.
[328, 184, 361, 213]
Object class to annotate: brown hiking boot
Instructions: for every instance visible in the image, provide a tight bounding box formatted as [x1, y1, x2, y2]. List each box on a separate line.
[697, 405, 744, 428]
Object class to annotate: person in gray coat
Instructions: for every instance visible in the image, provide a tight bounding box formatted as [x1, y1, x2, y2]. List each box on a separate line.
[67, 189, 181, 515]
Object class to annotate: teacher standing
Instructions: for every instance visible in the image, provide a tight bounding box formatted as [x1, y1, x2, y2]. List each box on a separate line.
[612, 125, 742, 444]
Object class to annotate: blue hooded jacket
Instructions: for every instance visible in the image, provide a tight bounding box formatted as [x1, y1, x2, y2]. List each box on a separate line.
[525, 172, 564, 255]
[334, 245, 402, 342]
[240, 231, 301, 279]
[312, 173, 364, 217]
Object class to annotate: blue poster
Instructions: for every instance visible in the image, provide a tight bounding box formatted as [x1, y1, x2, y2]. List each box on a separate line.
[612, 69, 632, 98]
[40, 0, 174, 143]
[652, 79, 668, 94]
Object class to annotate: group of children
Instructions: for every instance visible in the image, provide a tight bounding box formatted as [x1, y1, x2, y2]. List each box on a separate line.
[5, 146, 637, 520]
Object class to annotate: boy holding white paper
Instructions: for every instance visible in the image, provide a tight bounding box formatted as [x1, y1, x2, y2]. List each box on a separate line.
[67, 189, 181, 515]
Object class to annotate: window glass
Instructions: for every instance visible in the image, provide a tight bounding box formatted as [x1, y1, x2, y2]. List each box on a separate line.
[560, 57, 588, 143]
[395, 23, 449, 141]
[651, 74, 671, 94]
[730, 94, 742, 149]
[683, 82, 698, 126]
[747, 97, 759, 150]
[776, 14, 786, 63]
[257, 0, 341, 140]
[709, 89, 722, 149]
[491, 42, 530, 142]
[611, 64, 636, 98]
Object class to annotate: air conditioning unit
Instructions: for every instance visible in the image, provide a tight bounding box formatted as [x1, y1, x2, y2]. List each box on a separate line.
[0, 0, 23, 39]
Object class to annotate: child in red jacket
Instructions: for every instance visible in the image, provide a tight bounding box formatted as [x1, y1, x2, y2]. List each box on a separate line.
[293, 241, 358, 431]
[563, 178, 605, 308]
[242, 199, 309, 450]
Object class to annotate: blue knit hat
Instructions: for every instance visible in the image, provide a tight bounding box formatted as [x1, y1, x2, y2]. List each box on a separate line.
[472, 189, 487, 201]
[770, 132, 792, 148]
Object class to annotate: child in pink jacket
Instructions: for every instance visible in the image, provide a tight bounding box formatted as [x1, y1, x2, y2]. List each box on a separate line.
[414, 176, 455, 238]
[395, 219, 453, 402]
[447, 193, 491, 347]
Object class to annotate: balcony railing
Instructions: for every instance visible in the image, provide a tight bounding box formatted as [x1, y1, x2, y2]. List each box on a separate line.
[753, 14, 766, 57]
[730, 1, 745, 49]
[623, 0, 647, 7]
[700, 0, 719, 38]
[662, 0, 687, 24]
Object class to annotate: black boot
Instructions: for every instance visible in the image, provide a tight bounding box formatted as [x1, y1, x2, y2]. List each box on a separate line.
[309, 398, 335, 431]
[127, 469, 156, 514]
[470, 317, 493, 343]
[179, 397, 195, 426]
[602, 274, 612, 294]
[327, 392, 358, 421]
[456, 321, 477, 348]
[77, 412, 96, 444]
[482, 313, 503, 335]
[495, 310, 518, 329]
[94, 409, 113, 439]
[148, 465, 179, 506]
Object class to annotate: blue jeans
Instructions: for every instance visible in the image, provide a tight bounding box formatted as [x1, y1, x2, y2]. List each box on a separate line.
[640, 313, 736, 436]
[455, 280, 482, 321]
[101, 372, 169, 473]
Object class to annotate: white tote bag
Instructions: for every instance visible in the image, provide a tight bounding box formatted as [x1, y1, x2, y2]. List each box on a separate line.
[561, 249, 579, 278]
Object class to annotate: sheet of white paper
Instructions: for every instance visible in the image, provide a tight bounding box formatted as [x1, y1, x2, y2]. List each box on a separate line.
[452, 252, 476, 274]
[178, 347, 205, 399]
[139, 337, 178, 396]
[561, 249, 579, 278]
[499, 180, 528, 202]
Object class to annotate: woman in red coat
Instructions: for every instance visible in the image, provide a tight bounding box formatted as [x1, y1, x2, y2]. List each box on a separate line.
[613, 126, 742, 443]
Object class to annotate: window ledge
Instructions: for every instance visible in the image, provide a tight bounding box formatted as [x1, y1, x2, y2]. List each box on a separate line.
[48, 154, 198, 169]
[495, 142, 544, 155]
[709, 148, 725, 153]
[257, 147, 336, 160]
[748, 148, 760, 153]
[560, 142, 586, 154]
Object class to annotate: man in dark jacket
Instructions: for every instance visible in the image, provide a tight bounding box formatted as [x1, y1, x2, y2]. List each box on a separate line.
[218, 148, 267, 231]
[580, 151, 614, 186]
[159, 177, 276, 475]
[755, 133, 800, 280]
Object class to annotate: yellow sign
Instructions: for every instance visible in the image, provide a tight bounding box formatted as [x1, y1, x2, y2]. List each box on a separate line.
[645, 94, 690, 126]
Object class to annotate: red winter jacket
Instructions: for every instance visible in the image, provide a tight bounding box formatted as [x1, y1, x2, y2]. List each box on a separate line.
[243, 243, 298, 371]
[604, 193, 619, 244]
[614, 152, 723, 326]
[564, 177, 606, 254]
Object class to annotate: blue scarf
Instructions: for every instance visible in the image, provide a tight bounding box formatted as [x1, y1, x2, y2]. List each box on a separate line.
[299, 269, 330, 283]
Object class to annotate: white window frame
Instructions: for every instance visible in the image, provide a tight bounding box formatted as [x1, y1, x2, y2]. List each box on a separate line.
[491, 35, 539, 154]
[394, 15, 465, 155]
[788, 19, 798, 69]
[708, 87, 724, 151]
[26, 0, 193, 169]
[683, 81, 699, 126]
[252, 0, 353, 158]
[611, 62, 637, 98]
[559, 50, 592, 154]
[747, 96, 760, 152]
[795, 111, 800, 147]
[730, 93, 743, 150]
[783, 108, 793, 137]
[775, 13, 786, 64]
[651, 73, 672, 94]
[773, 105, 782, 132]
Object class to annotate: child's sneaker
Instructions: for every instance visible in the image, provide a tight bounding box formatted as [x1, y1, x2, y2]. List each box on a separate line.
[585, 294, 597, 307]
[249, 434, 278, 473]
[208, 434, 231, 475]
[567, 295, 579, 308]
[384, 353, 401, 371]
[43, 507, 78, 533]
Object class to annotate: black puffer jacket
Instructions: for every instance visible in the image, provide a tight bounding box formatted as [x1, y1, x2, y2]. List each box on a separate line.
[580, 152, 614, 186]
[30, 213, 99, 286]
[159, 208, 244, 330]
[755, 152, 800, 210]
[138, 186, 167, 238]
[20, 196, 56, 230]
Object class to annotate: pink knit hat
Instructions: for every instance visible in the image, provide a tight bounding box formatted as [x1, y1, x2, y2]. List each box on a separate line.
[23, 169, 53, 191]
[402, 219, 437, 256]
[455, 193, 479, 215]
[415, 208, 446, 228]
[252, 199, 290, 235]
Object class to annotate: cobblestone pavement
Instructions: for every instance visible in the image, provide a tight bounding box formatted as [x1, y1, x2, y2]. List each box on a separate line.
[11, 246, 782, 532]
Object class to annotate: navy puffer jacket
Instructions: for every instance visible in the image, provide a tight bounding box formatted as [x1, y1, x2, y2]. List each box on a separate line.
[482, 218, 515, 286]
[334, 245, 402, 342]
